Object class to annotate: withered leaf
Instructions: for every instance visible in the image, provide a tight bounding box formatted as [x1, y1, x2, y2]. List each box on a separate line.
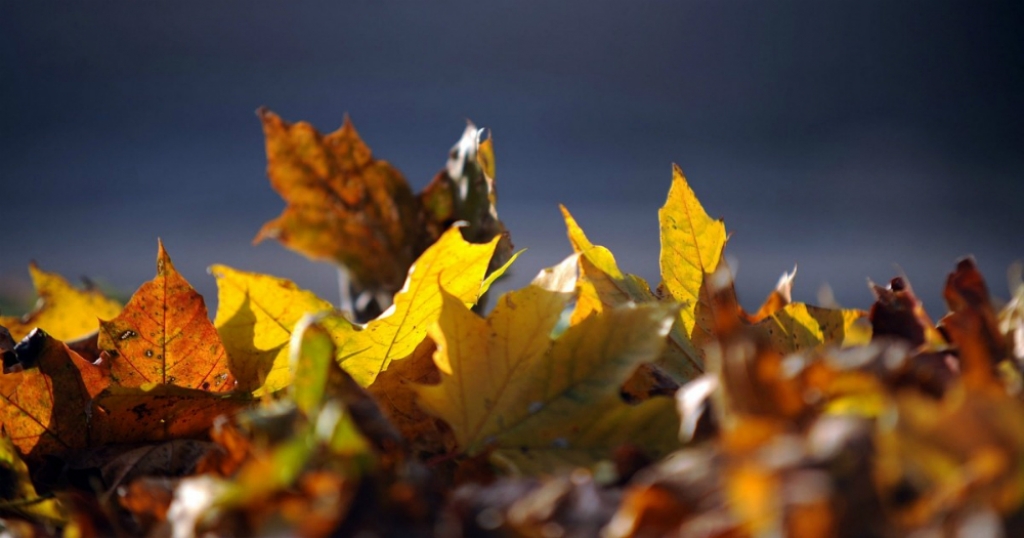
[255, 109, 424, 295]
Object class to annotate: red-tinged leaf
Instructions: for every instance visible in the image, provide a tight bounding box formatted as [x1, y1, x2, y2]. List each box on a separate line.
[98, 241, 236, 392]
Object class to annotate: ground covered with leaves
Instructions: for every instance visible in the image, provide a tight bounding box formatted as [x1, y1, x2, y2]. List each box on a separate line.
[2, 111, 1023, 537]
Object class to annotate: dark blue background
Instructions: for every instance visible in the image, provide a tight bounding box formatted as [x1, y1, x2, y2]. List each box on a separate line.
[2, 1, 1022, 317]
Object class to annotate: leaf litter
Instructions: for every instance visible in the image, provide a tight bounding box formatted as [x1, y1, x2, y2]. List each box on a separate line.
[0, 111, 1022, 537]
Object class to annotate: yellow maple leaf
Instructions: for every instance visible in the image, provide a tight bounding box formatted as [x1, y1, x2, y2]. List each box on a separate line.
[560, 203, 703, 385]
[417, 256, 680, 473]
[328, 226, 516, 387]
[659, 164, 728, 349]
[0, 263, 121, 341]
[210, 265, 338, 394]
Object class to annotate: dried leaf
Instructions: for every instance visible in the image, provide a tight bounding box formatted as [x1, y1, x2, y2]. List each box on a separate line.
[98, 241, 235, 392]
[254, 109, 423, 294]
[0, 263, 121, 342]
[89, 384, 252, 446]
[869, 276, 945, 349]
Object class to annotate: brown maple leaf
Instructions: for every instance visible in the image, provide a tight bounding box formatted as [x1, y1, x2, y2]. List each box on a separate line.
[254, 109, 425, 295]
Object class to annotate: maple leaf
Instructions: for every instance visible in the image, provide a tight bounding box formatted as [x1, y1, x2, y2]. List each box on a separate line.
[0, 330, 104, 459]
[561, 204, 702, 389]
[254, 109, 424, 295]
[658, 165, 729, 352]
[98, 241, 236, 392]
[0, 263, 121, 342]
[210, 265, 336, 394]
[327, 226, 516, 387]
[417, 256, 681, 473]
[563, 167, 868, 384]
[89, 385, 251, 447]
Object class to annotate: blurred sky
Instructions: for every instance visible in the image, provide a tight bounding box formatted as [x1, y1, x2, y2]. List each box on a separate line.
[1, 1, 1022, 318]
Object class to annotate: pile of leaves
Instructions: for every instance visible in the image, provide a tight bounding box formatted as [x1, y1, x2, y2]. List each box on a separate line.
[2, 111, 1023, 538]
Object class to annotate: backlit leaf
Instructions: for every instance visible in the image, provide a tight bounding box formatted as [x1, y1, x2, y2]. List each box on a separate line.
[754, 302, 869, 354]
[417, 258, 680, 473]
[561, 204, 703, 387]
[329, 226, 504, 387]
[658, 164, 728, 350]
[98, 241, 236, 392]
[211, 265, 336, 394]
[0, 263, 121, 341]
[0, 330, 101, 459]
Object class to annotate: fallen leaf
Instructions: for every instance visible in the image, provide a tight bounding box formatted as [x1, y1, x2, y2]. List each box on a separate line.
[753, 302, 869, 354]
[98, 241, 235, 392]
[939, 257, 1007, 389]
[211, 265, 336, 394]
[89, 384, 252, 447]
[560, 205, 701, 396]
[869, 276, 946, 349]
[658, 164, 728, 351]
[999, 279, 1024, 364]
[254, 109, 424, 295]
[742, 267, 796, 324]
[368, 337, 454, 458]
[0, 330, 103, 459]
[417, 257, 680, 473]
[0, 263, 121, 342]
[328, 226, 512, 387]
[71, 440, 217, 494]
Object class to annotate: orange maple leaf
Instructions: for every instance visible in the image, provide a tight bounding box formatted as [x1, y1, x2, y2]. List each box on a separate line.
[98, 241, 236, 392]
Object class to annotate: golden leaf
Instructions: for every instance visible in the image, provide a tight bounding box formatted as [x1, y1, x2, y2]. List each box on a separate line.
[417, 257, 680, 473]
[328, 226, 511, 387]
[560, 204, 703, 386]
[210, 265, 337, 394]
[658, 164, 727, 349]
[755, 303, 869, 354]
[0, 263, 121, 341]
